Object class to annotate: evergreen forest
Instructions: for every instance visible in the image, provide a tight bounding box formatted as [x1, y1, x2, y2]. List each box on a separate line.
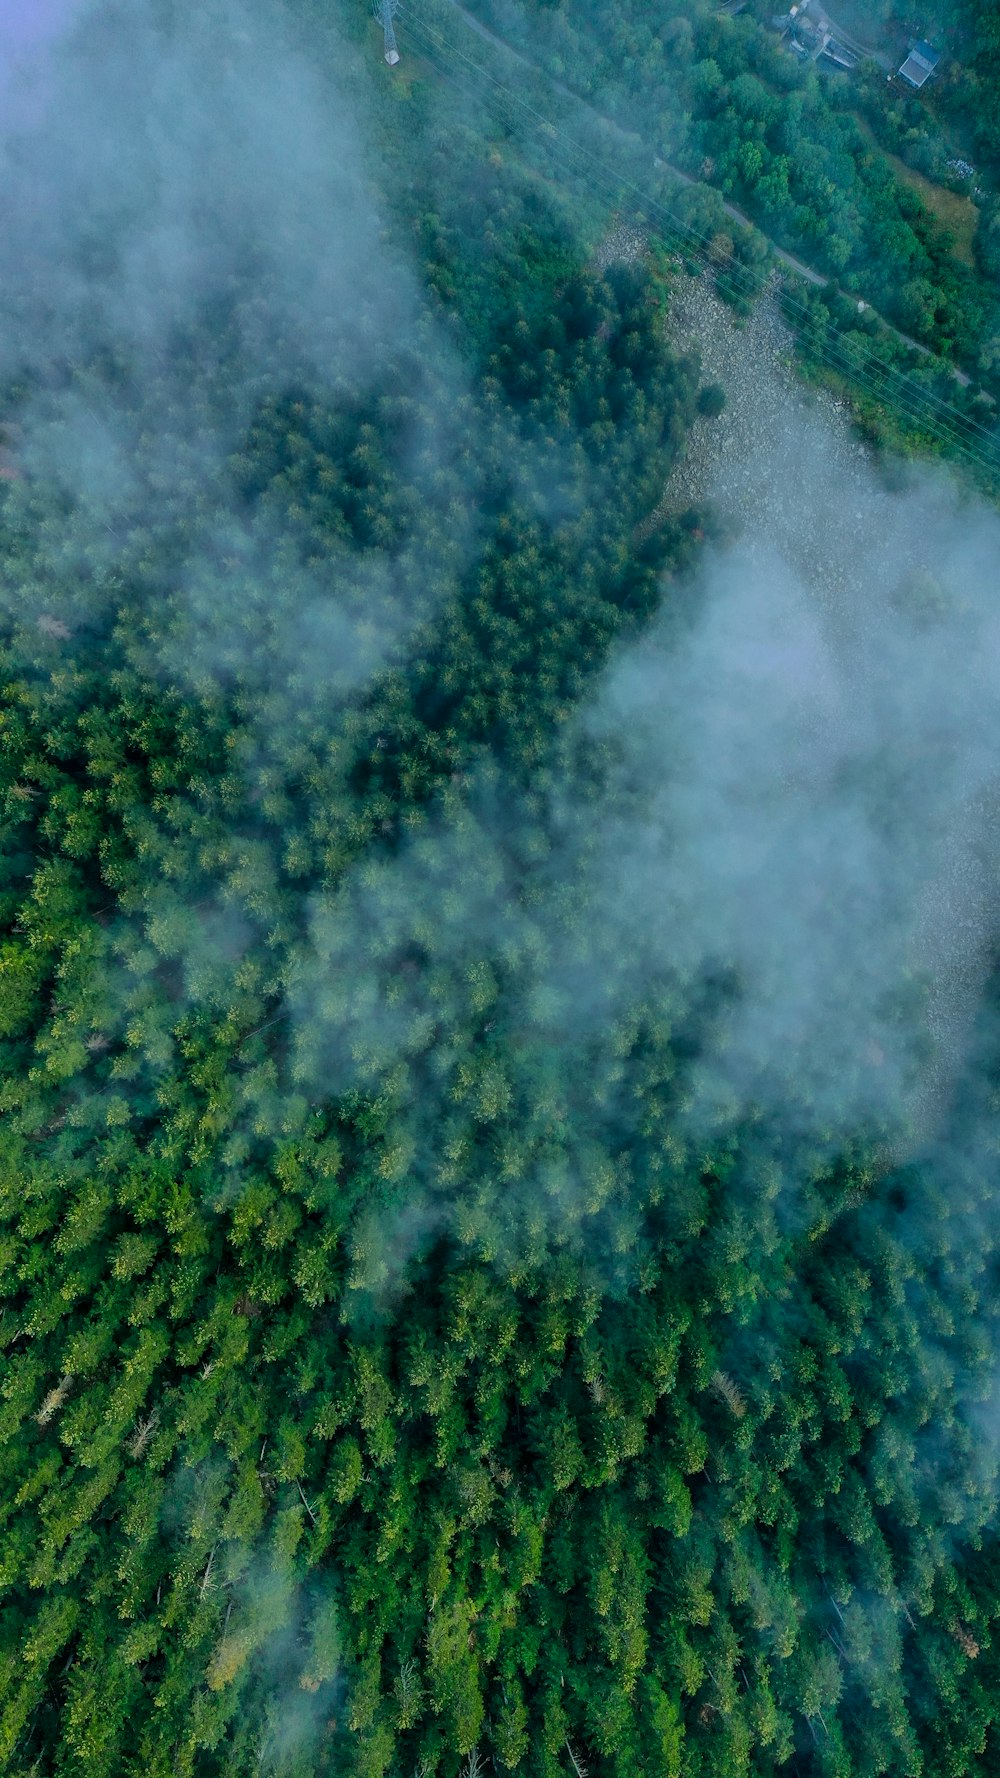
[3, 4, 1000, 1778]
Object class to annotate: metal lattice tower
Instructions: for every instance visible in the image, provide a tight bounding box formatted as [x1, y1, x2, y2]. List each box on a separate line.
[372, 0, 400, 64]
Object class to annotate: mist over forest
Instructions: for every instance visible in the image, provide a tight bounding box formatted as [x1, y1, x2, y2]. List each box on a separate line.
[4, 2, 1000, 1777]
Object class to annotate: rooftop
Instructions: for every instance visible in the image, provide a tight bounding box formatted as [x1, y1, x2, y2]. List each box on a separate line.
[898, 41, 940, 87]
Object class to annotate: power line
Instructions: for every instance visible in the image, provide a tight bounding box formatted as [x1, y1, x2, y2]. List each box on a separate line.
[406, 8, 988, 432]
[401, 7, 1000, 476]
[407, 8, 996, 459]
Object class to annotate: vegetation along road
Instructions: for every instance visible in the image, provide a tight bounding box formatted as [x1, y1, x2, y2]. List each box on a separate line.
[437, 0, 974, 386]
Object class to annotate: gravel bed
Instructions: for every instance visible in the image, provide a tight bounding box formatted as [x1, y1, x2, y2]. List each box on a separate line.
[660, 267, 858, 532]
[654, 267, 999, 1133]
[593, 219, 648, 271]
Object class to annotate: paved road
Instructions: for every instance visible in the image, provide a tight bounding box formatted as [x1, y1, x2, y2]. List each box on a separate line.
[432, 0, 972, 387]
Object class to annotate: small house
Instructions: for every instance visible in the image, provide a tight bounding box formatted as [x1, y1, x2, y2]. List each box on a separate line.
[898, 41, 940, 88]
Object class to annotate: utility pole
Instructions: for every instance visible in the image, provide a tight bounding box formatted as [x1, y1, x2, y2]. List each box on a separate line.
[372, 0, 400, 65]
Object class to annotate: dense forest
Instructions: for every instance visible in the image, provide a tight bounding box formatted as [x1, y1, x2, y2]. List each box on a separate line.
[4, 3, 1000, 1778]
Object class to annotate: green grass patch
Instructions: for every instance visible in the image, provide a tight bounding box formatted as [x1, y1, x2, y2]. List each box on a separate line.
[883, 150, 980, 266]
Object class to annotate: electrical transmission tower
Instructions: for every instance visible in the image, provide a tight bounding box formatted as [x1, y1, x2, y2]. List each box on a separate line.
[372, 0, 400, 64]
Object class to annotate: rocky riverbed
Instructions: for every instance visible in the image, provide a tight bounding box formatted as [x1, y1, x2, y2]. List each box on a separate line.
[661, 267, 862, 531]
[654, 266, 1000, 1138]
